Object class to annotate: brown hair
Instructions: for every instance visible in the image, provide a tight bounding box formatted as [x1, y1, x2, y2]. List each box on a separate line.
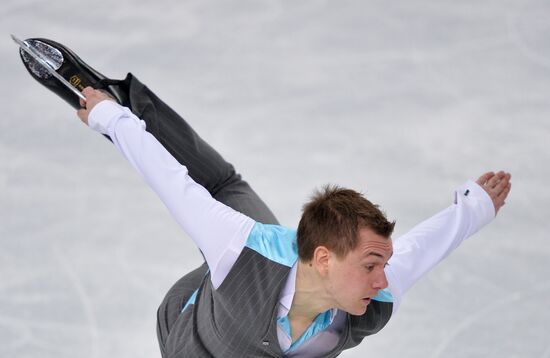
[297, 184, 395, 261]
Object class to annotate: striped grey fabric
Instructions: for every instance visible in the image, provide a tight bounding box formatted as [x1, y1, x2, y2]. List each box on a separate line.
[161, 247, 393, 358]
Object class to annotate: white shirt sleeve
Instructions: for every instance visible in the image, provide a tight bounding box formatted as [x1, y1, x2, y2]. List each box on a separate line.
[88, 100, 256, 289]
[385, 180, 495, 312]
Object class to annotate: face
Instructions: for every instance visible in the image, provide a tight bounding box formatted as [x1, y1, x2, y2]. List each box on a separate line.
[323, 228, 393, 315]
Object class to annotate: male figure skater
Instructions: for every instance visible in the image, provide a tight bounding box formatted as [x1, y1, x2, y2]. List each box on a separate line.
[76, 87, 510, 358]
[17, 38, 511, 358]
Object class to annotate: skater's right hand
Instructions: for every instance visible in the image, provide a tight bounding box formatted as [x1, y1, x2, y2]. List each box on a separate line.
[77, 87, 115, 125]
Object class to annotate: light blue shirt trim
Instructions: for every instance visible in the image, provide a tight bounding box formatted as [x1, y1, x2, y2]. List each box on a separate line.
[245, 223, 298, 267]
[278, 315, 292, 336]
[181, 289, 199, 312]
[278, 309, 335, 353]
[373, 288, 393, 303]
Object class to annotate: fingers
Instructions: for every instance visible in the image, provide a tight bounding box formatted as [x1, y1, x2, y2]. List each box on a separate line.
[494, 173, 510, 192]
[497, 181, 512, 200]
[486, 171, 506, 188]
[77, 108, 89, 125]
[81, 87, 107, 106]
[476, 172, 494, 186]
[82, 86, 95, 98]
[76, 87, 109, 126]
[78, 87, 94, 108]
[477, 170, 512, 215]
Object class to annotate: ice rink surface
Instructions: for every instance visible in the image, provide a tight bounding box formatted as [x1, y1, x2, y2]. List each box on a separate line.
[1, 1, 549, 357]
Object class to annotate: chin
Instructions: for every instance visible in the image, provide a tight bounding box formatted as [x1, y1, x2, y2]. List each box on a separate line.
[347, 304, 368, 316]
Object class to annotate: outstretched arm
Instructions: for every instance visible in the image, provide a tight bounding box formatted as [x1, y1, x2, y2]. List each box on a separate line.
[77, 88, 256, 289]
[385, 171, 512, 311]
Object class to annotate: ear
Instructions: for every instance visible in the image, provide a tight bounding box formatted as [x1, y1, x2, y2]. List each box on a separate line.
[312, 246, 331, 276]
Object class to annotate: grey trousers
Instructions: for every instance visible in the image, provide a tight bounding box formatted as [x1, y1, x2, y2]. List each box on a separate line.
[120, 74, 279, 357]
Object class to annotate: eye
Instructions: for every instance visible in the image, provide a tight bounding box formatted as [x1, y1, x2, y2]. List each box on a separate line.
[365, 265, 375, 272]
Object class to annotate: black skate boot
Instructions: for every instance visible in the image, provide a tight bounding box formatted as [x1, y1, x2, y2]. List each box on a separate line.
[17, 37, 129, 109]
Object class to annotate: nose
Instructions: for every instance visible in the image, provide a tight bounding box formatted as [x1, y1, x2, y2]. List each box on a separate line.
[372, 270, 389, 290]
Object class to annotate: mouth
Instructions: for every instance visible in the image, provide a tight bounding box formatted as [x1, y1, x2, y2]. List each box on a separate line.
[362, 297, 371, 305]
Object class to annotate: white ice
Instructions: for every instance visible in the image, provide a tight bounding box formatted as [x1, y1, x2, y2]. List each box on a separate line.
[1, 1, 549, 357]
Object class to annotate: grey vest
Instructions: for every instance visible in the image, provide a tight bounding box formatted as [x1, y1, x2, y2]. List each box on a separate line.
[164, 245, 393, 357]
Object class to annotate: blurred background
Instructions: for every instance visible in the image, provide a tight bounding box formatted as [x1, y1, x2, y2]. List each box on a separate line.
[1, 1, 549, 357]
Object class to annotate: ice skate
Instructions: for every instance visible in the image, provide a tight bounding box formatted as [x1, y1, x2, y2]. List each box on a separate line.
[13, 36, 128, 109]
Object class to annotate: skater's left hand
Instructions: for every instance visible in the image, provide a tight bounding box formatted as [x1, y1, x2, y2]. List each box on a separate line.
[475, 171, 512, 215]
[77, 87, 115, 125]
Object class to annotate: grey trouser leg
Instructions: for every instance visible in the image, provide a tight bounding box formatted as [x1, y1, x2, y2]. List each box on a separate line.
[120, 74, 279, 356]
[125, 73, 278, 224]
